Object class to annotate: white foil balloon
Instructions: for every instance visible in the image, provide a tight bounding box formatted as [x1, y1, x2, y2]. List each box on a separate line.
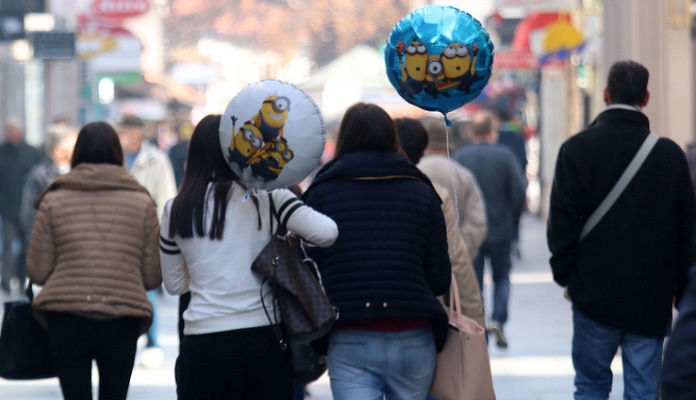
[219, 79, 326, 190]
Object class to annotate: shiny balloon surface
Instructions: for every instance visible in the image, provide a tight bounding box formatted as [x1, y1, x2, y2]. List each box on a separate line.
[385, 5, 494, 116]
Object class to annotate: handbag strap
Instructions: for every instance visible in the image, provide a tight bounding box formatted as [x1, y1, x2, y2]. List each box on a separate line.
[447, 273, 462, 325]
[261, 192, 288, 350]
[24, 281, 35, 302]
[580, 133, 659, 240]
[268, 192, 276, 236]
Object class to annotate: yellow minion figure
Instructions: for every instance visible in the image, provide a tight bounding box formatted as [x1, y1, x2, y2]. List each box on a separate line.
[441, 42, 484, 94]
[398, 41, 428, 99]
[251, 96, 291, 143]
[423, 54, 448, 98]
[227, 115, 264, 170]
[248, 137, 294, 181]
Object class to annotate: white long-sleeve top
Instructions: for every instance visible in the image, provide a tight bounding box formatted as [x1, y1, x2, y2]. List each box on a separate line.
[159, 183, 338, 335]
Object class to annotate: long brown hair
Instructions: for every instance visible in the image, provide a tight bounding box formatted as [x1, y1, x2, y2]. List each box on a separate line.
[71, 121, 124, 168]
[334, 103, 399, 157]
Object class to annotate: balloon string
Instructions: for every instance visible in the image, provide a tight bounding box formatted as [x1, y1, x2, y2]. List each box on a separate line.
[444, 119, 462, 260]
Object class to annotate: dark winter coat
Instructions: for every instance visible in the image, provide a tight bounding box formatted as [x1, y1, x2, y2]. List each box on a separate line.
[0, 141, 42, 221]
[302, 150, 451, 350]
[661, 265, 696, 399]
[547, 107, 696, 337]
[454, 142, 526, 244]
[19, 158, 62, 236]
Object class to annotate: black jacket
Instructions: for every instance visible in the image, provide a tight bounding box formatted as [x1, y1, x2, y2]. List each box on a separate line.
[303, 150, 451, 350]
[0, 141, 42, 221]
[661, 265, 696, 399]
[19, 158, 62, 236]
[547, 107, 696, 337]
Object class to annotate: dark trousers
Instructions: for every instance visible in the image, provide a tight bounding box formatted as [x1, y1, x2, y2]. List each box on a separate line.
[47, 312, 140, 400]
[177, 325, 293, 400]
[473, 240, 513, 325]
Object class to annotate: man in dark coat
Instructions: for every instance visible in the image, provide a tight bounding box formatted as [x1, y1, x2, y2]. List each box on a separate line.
[453, 110, 527, 349]
[0, 117, 42, 293]
[547, 60, 696, 399]
[495, 107, 528, 259]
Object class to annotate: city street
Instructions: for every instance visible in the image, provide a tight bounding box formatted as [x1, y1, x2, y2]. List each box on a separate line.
[0, 213, 627, 399]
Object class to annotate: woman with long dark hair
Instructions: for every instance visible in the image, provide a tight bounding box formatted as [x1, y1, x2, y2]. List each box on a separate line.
[159, 114, 338, 399]
[302, 103, 452, 399]
[26, 121, 162, 400]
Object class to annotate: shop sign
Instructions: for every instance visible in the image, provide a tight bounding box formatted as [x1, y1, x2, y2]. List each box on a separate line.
[494, 0, 575, 12]
[31, 32, 76, 59]
[494, 51, 539, 70]
[91, 0, 150, 20]
[0, 0, 45, 13]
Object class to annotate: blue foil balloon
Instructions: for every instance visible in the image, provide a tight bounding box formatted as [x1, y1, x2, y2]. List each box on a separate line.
[385, 5, 494, 119]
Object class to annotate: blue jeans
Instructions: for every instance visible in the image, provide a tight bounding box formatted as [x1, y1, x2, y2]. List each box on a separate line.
[146, 289, 159, 348]
[572, 307, 663, 400]
[327, 327, 436, 400]
[473, 241, 512, 324]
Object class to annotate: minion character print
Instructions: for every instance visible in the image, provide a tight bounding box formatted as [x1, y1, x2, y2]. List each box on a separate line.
[440, 42, 484, 94]
[393, 40, 483, 99]
[248, 137, 294, 181]
[385, 5, 494, 116]
[220, 79, 327, 191]
[226, 95, 294, 181]
[396, 41, 428, 99]
[251, 96, 290, 142]
[227, 116, 264, 171]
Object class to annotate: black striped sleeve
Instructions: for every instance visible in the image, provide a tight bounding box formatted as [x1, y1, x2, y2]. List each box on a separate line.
[276, 197, 302, 228]
[160, 234, 181, 255]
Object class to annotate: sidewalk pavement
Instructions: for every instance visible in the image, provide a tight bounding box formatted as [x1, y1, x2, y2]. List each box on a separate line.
[0, 213, 627, 399]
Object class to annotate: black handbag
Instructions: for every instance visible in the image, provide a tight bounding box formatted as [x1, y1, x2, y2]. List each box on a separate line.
[252, 235, 336, 343]
[0, 283, 55, 379]
[251, 193, 336, 384]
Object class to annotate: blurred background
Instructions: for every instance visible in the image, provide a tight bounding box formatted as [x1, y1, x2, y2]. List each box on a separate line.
[0, 0, 694, 215]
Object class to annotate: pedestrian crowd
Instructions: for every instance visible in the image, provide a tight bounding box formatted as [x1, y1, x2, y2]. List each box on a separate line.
[0, 59, 695, 399]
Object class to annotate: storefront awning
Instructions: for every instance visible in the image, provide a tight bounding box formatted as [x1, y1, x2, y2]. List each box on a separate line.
[510, 12, 584, 63]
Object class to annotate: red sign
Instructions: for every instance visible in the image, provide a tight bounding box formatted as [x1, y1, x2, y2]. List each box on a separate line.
[494, 51, 539, 70]
[91, 0, 150, 20]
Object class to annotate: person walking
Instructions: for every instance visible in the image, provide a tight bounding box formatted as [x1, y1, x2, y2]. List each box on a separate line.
[302, 103, 451, 400]
[395, 117, 486, 328]
[547, 60, 696, 400]
[418, 119, 488, 261]
[494, 106, 528, 259]
[19, 124, 77, 242]
[117, 114, 177, 368]
[26, 121, 162, 400]
[168, 121, 193, 189]
[159, 114, 338, 399]
[0, 117, 42, 294]
[453, 110, 526, 348]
